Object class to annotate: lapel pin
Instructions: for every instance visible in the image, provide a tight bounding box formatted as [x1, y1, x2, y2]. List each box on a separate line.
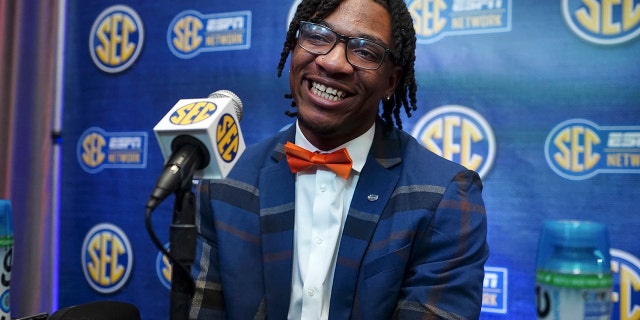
[367, 194, 379, 202]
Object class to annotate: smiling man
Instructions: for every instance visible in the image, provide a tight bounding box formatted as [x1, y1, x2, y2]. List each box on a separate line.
[190, 0, 490, 319]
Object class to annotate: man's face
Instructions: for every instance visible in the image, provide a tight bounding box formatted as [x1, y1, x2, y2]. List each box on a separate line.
[289, 0, 401, 150]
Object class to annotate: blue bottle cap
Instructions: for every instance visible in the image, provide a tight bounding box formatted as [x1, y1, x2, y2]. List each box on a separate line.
[536, 219, 611, 273]
[0, 199, 14, 238]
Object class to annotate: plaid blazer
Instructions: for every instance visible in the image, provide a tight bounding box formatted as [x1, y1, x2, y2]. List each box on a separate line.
[190, 118, 489, 320]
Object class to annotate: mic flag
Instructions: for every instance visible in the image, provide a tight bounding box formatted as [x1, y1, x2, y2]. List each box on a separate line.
[153, 90, 245, 180]
[148, 90, 245, 209]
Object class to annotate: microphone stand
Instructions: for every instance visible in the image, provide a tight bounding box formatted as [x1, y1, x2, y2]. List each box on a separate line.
[168, 178, 197, 320]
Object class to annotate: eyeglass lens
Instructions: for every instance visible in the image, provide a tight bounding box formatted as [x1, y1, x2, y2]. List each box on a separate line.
[298, 22, 388, 70]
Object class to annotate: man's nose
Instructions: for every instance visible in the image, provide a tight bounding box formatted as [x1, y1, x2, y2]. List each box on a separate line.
[315, 42, 354, 73]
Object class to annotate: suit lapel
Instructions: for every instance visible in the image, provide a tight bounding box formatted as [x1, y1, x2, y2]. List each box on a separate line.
[329, 121, 403, 318]
[258, 122, 404, 318]
[260, 136, 297, 318]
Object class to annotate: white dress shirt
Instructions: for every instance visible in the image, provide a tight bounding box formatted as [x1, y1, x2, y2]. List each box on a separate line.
[287, 121, 375, 320]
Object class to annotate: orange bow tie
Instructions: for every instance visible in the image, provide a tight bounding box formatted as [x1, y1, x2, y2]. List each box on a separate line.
[284, 142, 353, 179]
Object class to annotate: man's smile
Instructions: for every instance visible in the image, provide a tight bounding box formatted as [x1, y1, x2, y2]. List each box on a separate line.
[311, 81, 346, 101]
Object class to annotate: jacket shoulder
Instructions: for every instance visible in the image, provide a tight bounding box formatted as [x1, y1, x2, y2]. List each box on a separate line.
[394, 128, 472, 181]
[225, 128, 291, 182]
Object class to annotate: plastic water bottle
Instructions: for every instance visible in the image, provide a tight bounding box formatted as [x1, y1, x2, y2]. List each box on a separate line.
[0, 200, 13, 320]
[535, 220, 612, 320]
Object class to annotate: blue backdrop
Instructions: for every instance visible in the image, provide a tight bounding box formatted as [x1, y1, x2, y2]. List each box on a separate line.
[59, 1, 640, 319]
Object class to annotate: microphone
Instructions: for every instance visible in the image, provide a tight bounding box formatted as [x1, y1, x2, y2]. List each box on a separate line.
[49, 301, 140, 320]
[146, 90, 246, 210]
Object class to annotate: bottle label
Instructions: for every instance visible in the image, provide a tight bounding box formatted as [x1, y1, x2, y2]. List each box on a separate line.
[0, 244, 11, 320]
[536, 271, 612, 320]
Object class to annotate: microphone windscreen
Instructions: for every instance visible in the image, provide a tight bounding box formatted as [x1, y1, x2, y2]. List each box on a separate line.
[49, 301, 141, 320]
[208, 89, 243, 121]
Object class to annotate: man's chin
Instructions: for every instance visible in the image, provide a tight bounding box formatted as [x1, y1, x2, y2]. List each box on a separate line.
[296, 112, 342, 137]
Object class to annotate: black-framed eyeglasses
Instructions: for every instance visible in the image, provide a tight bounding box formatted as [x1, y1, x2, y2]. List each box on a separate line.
[297, 21, 392, 70]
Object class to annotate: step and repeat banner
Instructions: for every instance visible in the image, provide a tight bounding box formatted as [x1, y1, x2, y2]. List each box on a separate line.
[59, 0, 640, 319]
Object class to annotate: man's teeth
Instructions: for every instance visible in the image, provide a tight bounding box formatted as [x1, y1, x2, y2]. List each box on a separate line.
[311, 82, 345, 101]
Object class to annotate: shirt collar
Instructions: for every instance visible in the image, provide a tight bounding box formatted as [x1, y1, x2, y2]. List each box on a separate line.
[294, 121, 374, 174]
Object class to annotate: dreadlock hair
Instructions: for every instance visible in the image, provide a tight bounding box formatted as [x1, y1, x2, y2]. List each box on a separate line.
[276, 0, 418, 130]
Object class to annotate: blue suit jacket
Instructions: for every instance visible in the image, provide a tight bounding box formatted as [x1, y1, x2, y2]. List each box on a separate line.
[190, 120, 489, 319]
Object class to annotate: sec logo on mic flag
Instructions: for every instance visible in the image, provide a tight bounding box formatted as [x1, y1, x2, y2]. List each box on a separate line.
[216, 114, 241, 163]
[169, 101, 217, 125]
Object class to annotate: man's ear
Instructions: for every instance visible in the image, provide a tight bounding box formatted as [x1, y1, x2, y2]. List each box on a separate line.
[386, 65, 403, 97]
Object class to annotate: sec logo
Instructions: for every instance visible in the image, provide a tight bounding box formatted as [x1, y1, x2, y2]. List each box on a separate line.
[562, 0, 640, 45]
[170, 101, 217, 126]
[81, 223, 133, 294]
[216, 114, 241, 163]
[89, 5, 144, 73]
[412, 105, 496, 178]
